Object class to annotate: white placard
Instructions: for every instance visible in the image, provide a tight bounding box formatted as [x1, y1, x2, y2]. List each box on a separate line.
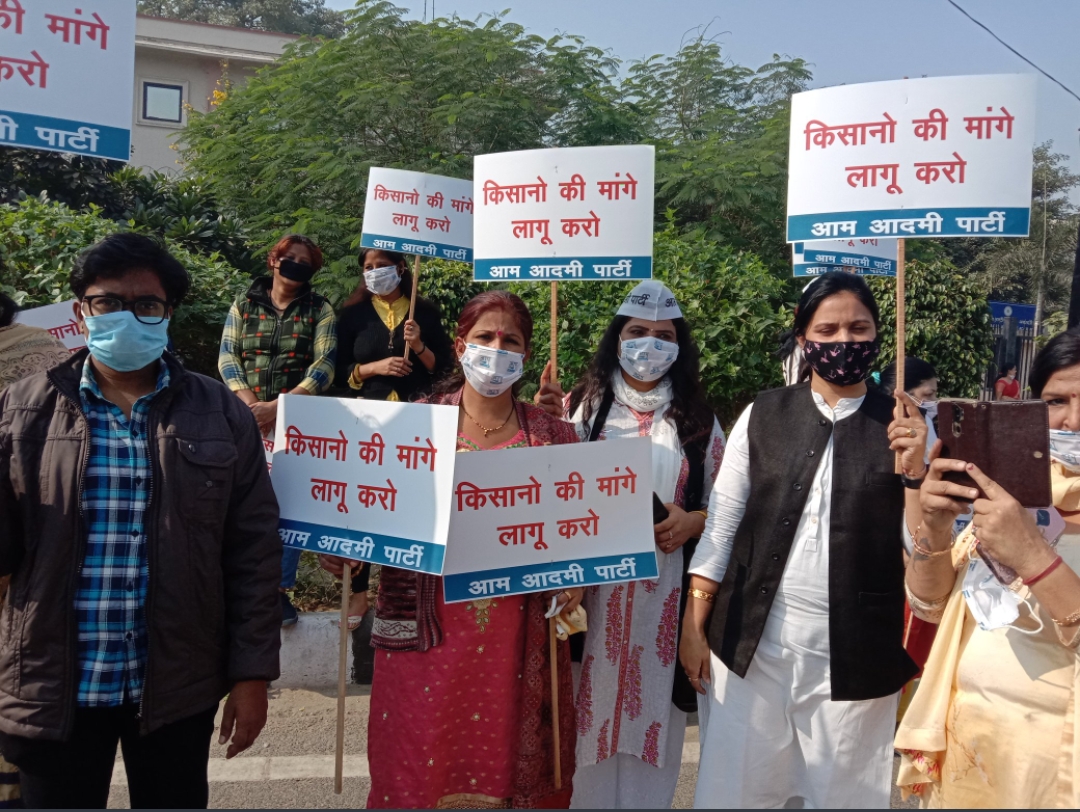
[787, 74, 1036, 241]
[13, 299, 84, 351]
[472, 145, 655, 282]
[792, 238, 899, 277]
[441, 437, 657, 602]
[271, 396, 459, 575]
[0, 0, 135, 160]
[361, 167, 474, 263]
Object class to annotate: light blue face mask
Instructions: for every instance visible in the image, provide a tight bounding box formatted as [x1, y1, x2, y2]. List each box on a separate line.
[84, 311, 170, 372]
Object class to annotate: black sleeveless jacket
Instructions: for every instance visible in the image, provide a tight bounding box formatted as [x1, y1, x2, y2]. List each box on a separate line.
[705, 383, 917, 701]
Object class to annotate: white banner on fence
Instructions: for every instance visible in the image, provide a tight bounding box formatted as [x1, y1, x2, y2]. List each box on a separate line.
[14, 299, 85, 351]
[792, 238, 899, 277]
[271, 396, 459, 575]
[472, 145, 655, 282]
[0, 0, 135, 161]
[360, 167, 474, 263]
[786, 74, 1036, 242]
[441, 436, 657, 603]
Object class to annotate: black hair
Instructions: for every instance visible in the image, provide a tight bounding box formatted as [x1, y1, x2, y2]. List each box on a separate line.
[1030, 328, 1080, 398]
[69, 233, 190, 306]
[568, 315, 714, 445]
[878, 357, 938, 398]
[793, 272, 881, 337]
[0, 292, 17, 329]
[343, 247, 414, 307]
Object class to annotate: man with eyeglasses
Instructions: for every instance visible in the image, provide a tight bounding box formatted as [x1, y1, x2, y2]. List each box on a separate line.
[0, 233, 282, 808]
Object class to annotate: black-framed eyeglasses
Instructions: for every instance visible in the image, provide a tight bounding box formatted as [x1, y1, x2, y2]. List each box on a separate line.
[81, 295, 169, 325]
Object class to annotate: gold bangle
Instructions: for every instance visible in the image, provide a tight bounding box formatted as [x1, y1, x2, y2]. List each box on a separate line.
[910, 524, 952, 559]
[348, 364, 365, 391]
[1053, 608, 1080, 627]
[691, 509, 708, 520]
[689, 587, 716, 603]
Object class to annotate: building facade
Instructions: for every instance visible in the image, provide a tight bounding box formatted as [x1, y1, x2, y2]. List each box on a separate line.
[132, 15, 296, 172]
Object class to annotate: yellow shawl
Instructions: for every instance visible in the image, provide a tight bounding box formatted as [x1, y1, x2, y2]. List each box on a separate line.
[895, 469, 1080, 806]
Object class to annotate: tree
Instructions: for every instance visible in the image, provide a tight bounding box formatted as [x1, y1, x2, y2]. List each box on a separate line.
[137, 0, 345, 37]
[869, 259, 994, 399]
[180, 0, 640, 289]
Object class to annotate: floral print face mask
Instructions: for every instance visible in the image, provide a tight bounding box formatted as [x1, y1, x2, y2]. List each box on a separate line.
[801, 338, 881, 386]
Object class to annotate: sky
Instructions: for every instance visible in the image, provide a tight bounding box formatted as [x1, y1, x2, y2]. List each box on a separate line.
[324, 0, 1080, 198]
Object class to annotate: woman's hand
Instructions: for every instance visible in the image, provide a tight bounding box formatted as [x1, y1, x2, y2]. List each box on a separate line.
[679, 621, 712, 696]
[403, 319, 424, 354]
[542, 587, 584, 614]
[966, 463, 1057, 579]
[250, 400, 277, 434]
[364, 357, 413, 378]
[533, 361, 565, 419]
[654, 503, 704, 554]
[918, 443, 978, 535]
[888, 394, 929, 477]
[318, 554, 362, 579]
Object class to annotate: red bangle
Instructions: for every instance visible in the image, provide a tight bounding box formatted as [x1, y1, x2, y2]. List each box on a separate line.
[1023, 555, 1064, 587]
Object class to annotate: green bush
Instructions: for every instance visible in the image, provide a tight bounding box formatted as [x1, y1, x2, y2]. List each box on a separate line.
[0, 198, 249, 376]
[868, 259, 994, 399]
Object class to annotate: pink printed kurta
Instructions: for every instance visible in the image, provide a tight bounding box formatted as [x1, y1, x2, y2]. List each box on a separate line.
[572, 400, 725, 771]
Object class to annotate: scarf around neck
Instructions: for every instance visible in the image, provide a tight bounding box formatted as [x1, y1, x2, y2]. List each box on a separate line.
[611, 370, 673, 414]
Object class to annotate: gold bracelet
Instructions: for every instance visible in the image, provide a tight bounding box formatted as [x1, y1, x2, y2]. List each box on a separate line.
[1053, 608, 1080, 627]
[691, 509, 708, 520]
[348, 364, 365, 391]
[910, 524, 952, 559]
[688, 587, 716, 603]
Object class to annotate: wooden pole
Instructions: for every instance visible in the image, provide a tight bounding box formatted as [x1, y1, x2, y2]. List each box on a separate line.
[334, 568, 352, 794]
[403, 255, 421, 360]
[549, 281, 559, 381]
[549, 616, 562, 791]
[895, 237, 907, 474]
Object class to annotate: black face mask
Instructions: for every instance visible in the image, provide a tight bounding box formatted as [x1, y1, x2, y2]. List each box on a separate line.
[278, 258, 315, 283]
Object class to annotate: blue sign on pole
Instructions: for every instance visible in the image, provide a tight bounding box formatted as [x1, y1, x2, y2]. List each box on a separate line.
[989, 301, 1036, 329]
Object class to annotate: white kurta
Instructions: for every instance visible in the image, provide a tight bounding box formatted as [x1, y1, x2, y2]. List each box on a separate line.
[568, 381, 725, 809]
[689, 392, 899, 810]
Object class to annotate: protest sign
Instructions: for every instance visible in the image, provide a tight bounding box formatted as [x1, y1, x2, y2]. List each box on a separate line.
[786, 74, 1036, 242]
[361, 167, 474, 263]
[271, 395, 459, 575]
[14, 299, 85, 351]
[441, 436, 658, 603]
[0, 0, 135, 161]
[792, 238, 899, 277]
[472, 145, 655, 282]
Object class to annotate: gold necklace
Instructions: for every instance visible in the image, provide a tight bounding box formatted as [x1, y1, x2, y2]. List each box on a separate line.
[461, 403, 516, 437]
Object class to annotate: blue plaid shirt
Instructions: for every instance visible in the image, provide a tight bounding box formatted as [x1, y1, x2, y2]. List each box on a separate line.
[75, 360, 169, 707]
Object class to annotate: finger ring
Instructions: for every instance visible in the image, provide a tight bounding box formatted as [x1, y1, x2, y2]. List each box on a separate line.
[908, 427, 917, 438]
[669, 530, 674, 540]
[562, 591, 572, 602]
[690, 677, 700, 682]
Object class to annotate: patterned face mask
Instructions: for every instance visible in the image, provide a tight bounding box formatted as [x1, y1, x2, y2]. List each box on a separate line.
[801, 338, 881, 386]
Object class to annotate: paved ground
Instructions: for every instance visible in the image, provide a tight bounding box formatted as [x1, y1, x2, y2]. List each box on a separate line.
[105, 686, 916, 809]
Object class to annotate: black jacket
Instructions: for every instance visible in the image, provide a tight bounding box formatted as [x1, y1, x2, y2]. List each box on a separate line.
[333, 297, 453, 401]
[706, 383, 917, 701]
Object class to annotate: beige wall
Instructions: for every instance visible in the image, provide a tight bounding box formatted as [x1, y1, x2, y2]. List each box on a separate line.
[131, 17, 296, 174]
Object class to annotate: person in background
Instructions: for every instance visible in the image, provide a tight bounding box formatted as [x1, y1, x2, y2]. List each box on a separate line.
[0, 234, 281, 808]
[535, 280, 726, 809]
[322, 291, 580, 808]
[332, 247, 453, 627]
[897, 327, 1080, 806]
[680, 272, 927, 809]
[218, 234, 337, 627]
[0, 292, 71, 391]
[0, 291, 71, 808]
[995, 362, 1021, 400]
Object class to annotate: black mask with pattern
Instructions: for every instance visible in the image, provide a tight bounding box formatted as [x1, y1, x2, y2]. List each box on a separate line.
[801, 338, 881, 386]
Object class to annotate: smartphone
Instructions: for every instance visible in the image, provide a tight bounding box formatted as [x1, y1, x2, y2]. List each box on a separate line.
[937, 399, 1051, 508]
[652, 492, 670, 524]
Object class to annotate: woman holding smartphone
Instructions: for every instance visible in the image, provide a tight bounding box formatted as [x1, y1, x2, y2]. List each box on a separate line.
[680, 272, 928, 809]
[536, 280, 725, 809]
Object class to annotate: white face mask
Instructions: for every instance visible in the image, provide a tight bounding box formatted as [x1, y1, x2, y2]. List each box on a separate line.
[920, 400, 938, 421]
[1050, 429, 1080, 471]
[619, 337, 679, 383]
[961, 551, 1043, 635]
[459, 343, 525, 397]
[363, 265, 401, 297]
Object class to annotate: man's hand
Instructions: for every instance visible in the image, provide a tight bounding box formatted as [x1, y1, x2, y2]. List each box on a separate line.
[219, 679, 268, 759]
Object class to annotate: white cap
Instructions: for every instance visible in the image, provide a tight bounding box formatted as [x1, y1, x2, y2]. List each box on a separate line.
[616, 280, 683, 322]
